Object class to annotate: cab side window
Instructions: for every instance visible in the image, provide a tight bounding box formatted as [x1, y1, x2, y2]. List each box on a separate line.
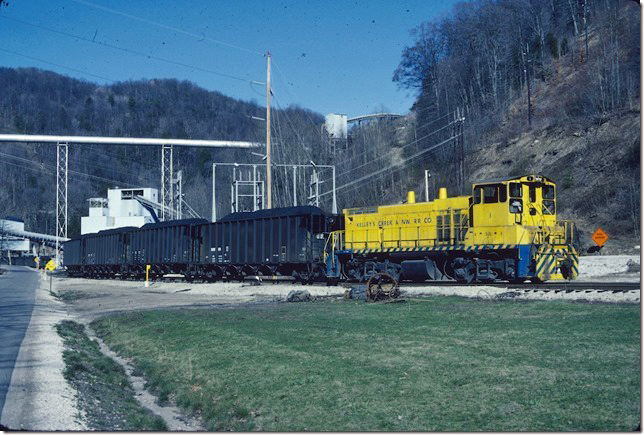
[509, 183, 522, 198]
[482, 184, 507, 203]
[483, 186, 498, 203]
[509, 182, 523, 214]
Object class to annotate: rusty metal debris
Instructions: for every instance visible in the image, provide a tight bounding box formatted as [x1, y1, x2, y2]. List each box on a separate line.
[365, 272, 400, 301]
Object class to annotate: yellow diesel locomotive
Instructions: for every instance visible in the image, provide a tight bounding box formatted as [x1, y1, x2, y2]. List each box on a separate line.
[326, 174, 578, 283]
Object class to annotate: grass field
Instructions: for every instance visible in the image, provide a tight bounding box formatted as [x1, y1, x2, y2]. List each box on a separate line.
[91, 297, 640, 431]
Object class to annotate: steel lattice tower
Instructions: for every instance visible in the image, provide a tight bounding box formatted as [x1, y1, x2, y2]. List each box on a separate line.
[161, 144, 173, 221]
[55, 142, 68, 267]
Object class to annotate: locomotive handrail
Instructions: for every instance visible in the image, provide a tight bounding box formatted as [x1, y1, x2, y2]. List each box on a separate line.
[553, 220, 575, 246]
[323, 231, 344, 269]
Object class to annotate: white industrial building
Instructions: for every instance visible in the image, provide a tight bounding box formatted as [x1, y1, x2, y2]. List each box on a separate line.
[81, 187, 159, 234]
[324, 113, 348, 140]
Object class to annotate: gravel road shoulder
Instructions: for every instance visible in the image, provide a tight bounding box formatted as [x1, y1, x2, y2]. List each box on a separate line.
[0, 272, 87, 431]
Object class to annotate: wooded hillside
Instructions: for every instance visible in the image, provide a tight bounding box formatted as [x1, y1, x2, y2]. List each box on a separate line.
[390, 0, 640, 251]
[0, 0, 639, 252]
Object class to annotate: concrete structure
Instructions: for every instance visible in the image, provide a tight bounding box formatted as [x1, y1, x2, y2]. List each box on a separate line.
[81, 187, 159, 234]
[0, 218, 30, 252]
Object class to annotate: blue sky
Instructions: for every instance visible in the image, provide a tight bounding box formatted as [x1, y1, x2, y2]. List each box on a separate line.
[1, 0, 459, 119]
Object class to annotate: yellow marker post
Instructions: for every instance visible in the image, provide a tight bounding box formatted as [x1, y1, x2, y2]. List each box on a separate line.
[145, 265, 151, 287]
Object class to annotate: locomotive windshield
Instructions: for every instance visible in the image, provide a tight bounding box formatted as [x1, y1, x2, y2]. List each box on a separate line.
[542, 184, 556, 215]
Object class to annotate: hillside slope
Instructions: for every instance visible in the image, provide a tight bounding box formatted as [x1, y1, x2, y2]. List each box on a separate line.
[466, 110, 639, 254]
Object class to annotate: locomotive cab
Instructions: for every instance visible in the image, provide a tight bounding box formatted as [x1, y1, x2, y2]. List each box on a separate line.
[470, 175, 556, 244]
[469, 175, 577, 282]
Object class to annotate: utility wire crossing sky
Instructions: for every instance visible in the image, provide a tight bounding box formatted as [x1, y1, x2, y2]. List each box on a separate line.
[1, 0, 459, 118]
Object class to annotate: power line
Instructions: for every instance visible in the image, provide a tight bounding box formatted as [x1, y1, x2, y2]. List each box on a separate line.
[1, 16, 252, 84]
[324, 134, 459, 198]
[0, 151, 139, 187]
[272, 60, 328, 143]
[70, 0, 264, 56]
[323, 110, 455, 175]
[332, 118, 457, 181]
[271, 95, 310, 159]
[0, 48, 116, 82]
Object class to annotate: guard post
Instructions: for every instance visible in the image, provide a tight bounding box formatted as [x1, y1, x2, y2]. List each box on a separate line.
[145, 264, 151, 287]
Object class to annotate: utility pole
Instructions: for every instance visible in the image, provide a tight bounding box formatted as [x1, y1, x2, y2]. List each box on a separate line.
[212, 163, 216, 221]
[292, 166, 297, 207]
[523, 44, 532, 127]
[583, 0, 589, 62]
[456, 107, 465, 194]
[175, 170, 183, 219]
[266, 51, 272, 209]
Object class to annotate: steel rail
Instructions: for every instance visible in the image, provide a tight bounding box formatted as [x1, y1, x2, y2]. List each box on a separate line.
[393, 281, 640, 292]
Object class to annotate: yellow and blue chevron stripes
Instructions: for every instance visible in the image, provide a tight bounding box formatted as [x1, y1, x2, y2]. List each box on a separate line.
[535, 246, 579, 280]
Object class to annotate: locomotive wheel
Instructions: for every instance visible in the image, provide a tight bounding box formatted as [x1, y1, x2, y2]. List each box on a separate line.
[442, 260, 455, 280]
[451, 258, 476, 284]
[365, 272, 400, 301]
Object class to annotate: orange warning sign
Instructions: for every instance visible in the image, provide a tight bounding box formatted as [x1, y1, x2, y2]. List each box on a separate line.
[591, 228, 608, 247]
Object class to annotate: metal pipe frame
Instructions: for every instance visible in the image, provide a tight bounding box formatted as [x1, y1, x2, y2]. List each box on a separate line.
[0, 134, 260, 265]
[212, 162, 337, 216]
[0, 134, 259, 148]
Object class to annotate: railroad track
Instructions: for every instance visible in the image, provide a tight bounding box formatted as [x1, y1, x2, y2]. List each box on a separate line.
[71, 273, 640, 294]
[394, 281, 640, 293]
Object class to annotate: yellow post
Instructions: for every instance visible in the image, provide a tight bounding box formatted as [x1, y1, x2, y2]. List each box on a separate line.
[145, 265, 151, 287]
